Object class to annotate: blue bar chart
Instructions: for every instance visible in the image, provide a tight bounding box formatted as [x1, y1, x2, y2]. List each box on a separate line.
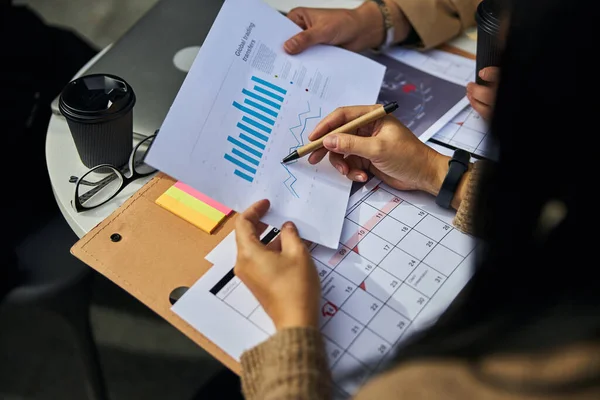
[225, 76, 287, 182]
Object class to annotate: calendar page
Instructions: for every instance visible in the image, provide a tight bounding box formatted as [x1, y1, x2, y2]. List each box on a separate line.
[431, 105, 499, 160]
[172, 178, 478, 398]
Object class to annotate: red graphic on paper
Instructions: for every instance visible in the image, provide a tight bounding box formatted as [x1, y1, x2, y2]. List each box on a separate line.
[321, 301, 338, 317]
[380, 197, 402, 214]
[329, 194, 403, 265]
[328, 247, 348, 266]
[359, 281, 367, 291]
[402, 83, 417, 93]
[456, 121, 464, 126]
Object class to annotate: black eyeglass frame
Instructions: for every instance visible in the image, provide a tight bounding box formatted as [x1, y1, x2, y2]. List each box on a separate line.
[70, 133, 157, 212]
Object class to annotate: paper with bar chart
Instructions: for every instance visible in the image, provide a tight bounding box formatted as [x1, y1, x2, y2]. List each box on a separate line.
[145, 0, 385, 248]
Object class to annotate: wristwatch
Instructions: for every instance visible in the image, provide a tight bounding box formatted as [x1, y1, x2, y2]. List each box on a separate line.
[371, 0, 395, 50]
[435, 149, 471, 209]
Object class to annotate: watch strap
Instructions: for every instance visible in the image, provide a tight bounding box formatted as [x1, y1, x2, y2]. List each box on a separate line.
[371, 0, 395, 50]
[435, 149, 471, 209]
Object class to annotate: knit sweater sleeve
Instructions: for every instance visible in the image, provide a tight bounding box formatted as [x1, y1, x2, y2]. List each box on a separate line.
[452, 161, 486, 235]
[240, 327, 332, 400]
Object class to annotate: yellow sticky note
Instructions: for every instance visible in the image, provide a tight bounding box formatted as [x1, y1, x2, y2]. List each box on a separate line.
[156, 193, 221, 233]
[164, 186, 226, 222]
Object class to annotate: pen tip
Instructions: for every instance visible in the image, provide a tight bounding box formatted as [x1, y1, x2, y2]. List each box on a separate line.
[282, 151, 299, 164]
[384, 101, 399, 114]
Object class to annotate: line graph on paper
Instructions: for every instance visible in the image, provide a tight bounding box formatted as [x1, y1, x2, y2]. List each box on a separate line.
[281, 101, 321, 198]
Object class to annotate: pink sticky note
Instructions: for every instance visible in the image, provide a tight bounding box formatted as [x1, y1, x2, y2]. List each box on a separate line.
[173, 181, 233, 215]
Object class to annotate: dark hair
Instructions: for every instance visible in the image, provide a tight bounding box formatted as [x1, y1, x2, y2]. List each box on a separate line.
[391, 0, 598, 394]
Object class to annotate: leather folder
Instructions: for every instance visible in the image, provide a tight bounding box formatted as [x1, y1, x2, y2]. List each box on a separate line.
[70, 172, 241, 374]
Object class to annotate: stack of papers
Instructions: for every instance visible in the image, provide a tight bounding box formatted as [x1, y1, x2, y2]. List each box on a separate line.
[155, 181, 232, 234]
[263, 0, 363, 13]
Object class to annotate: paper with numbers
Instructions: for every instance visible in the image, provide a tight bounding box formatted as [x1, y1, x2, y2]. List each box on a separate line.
[172, 178, 478, 398]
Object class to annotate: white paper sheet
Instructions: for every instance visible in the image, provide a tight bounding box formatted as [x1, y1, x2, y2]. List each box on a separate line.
[384, 48, 476, 87]
[263, 0, 363, 13]
[202, 143, 474, 267]
[204, 182, 382, 266]
[173, 178, 477, 398]
[431, 105, 499, 160]
[145, 0, 385, 249]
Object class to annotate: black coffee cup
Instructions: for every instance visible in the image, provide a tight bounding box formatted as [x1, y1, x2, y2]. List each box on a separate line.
[59, 74, 136, 168]
[475, 0, 503, 85]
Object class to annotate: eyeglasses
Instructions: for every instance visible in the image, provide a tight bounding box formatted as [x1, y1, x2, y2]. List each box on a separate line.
[69, 132, 157, 212]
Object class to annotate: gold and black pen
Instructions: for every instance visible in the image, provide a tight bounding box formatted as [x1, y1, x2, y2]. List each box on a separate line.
[281, 101, 399, 163]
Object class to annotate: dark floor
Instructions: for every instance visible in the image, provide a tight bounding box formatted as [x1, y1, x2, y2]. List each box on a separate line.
[2, 1, 239, 399]
[0, 272, 234, 400]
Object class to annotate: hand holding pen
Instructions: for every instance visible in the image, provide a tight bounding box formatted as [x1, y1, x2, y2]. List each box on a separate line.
[297, 104, 450, 196]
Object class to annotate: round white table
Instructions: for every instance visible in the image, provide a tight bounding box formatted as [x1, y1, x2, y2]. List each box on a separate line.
[47, 26, 476, 239]
[45, 44, 155, 238]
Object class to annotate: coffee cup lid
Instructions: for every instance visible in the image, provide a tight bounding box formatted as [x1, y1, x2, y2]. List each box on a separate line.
[59, 74, 136, 123]
[476, 0, 502, 32]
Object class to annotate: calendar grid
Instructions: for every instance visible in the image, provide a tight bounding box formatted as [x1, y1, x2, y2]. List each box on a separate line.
[208, 181, 477, 397]
[220, 284, 272, 336]
[314, 185, 475, 394]
[430, 106, 499, 160]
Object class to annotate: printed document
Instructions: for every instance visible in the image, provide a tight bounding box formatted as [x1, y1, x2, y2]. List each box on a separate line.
[145, 0, 385, 248]
[172, 174, 477, 398]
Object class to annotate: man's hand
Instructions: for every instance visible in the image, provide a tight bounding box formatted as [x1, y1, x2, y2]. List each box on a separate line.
[284, 1, 411, 54]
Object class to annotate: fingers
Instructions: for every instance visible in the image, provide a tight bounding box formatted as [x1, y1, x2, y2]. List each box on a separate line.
[241, 199, 270, 226]
[284, 8, 320, 55]
[308, 105, 380, 141]
[307, 147, 329, 164]
[468, 94, 493, 121]
[235, 199, 270, 254]
[344, 155, 369, 182]
[286, 8, 308, 29]
[327, 152, 368, 181]
[280, 221, 306, 256]
[322, 133, 382, 160]
[479, 67, 500, 83]
[256, 221, 269, 235]
[467, 82, 496, 106]
[284, 29, 319, 54]
[328, 151, 348, 174]
[265, 235, 282, 252]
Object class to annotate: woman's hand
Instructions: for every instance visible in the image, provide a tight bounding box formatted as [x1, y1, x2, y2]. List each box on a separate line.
[308, 105, 450, 196]
[284, 1, 411, 54]
[467, 67, 500, 121]
[234, 199, 321, 330]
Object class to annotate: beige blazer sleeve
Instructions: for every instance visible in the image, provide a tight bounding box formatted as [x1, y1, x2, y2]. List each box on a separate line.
[393, 0, 480, 49]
